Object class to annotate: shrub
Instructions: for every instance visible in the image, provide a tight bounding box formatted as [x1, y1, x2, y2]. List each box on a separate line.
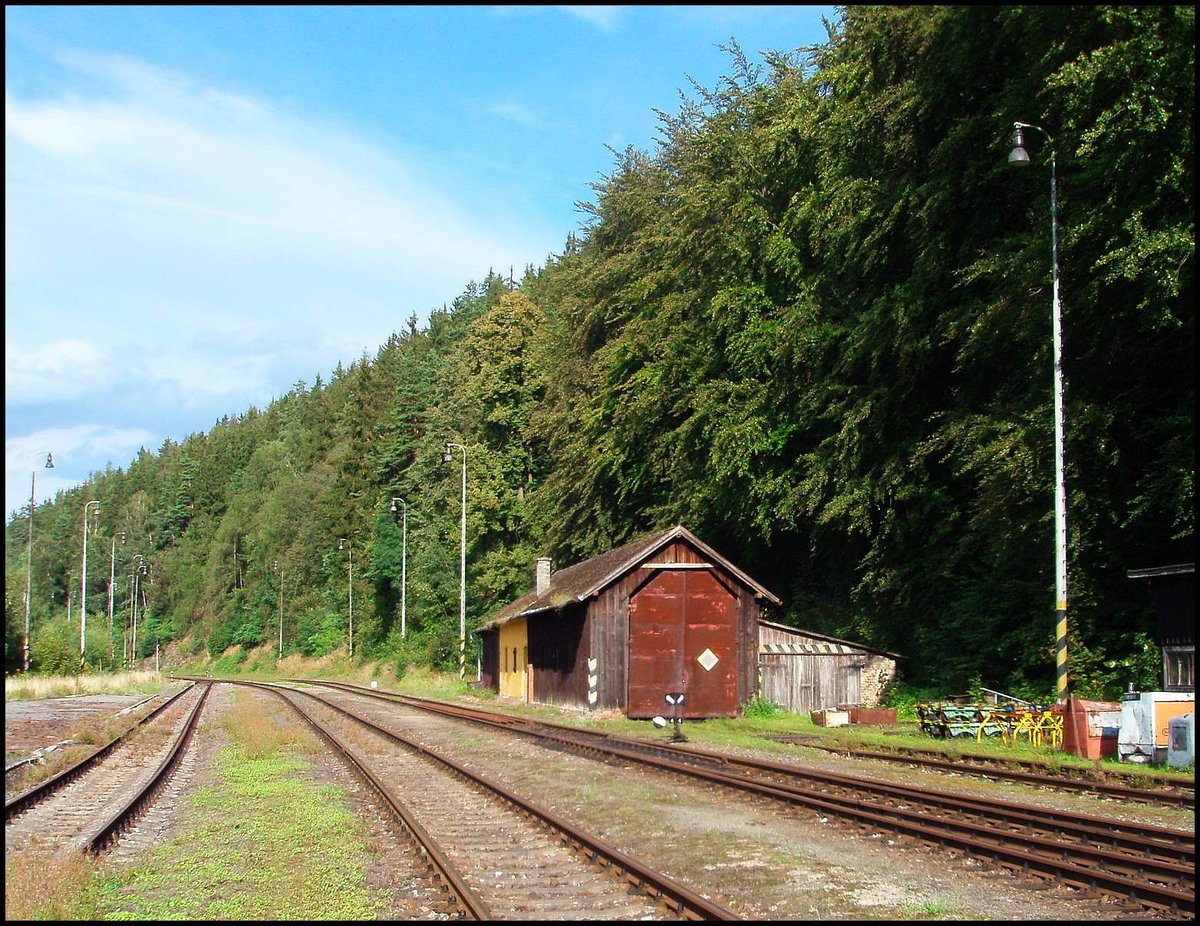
[880, 680, 946, 722]
[210, 647, 247, 675]
[743, 694, 781, 719]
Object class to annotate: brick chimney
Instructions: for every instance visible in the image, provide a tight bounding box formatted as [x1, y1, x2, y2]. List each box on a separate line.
[536, 557, 552, 597]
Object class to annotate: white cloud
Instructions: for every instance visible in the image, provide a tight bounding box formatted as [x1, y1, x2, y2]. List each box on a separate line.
[5, 48, 563, 518]
[6, 92, 515, 279]
[4, 339, 114, 403]
[5, 49, 553, 298]
[6, 423, 157, 516]
[6, 424, 154, 471]
[553, 6, 623, 33]
[142, 346, 274, 402]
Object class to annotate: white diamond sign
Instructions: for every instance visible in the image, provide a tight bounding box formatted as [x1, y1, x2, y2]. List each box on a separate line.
[696, 648, 719, 672]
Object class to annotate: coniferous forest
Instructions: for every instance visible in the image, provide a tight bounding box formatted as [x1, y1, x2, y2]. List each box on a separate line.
[5, 6, 1194, 701]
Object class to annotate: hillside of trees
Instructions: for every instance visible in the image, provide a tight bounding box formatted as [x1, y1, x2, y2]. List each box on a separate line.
[5, 6, 1193, 701]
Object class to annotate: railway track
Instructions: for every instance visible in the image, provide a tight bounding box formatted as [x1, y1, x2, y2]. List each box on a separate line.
[297, 679, 1194, 919]
[6, 689, 185, 804]
[781, 738, 1196, 809]
[5, 680, 212, 853]
[232, 678, 738, 920]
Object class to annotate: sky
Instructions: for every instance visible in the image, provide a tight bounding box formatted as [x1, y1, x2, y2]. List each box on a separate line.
[5, 5, 840, 521]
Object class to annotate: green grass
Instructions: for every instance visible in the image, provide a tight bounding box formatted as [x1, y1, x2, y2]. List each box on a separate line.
[93, 690, 389, 920]
[898, 899, 958, 919]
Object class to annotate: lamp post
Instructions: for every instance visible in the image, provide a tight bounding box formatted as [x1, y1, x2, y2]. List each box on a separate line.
[1009, 120, 1069, 705]
[108, 531, 127, 664]
[80, 500, 101, 667]
[337, 539, 354, 657]
[124, 573, 135, 668]
[23, 451, 54, 673]
[390, 497, 408, 639]
[443, 442, 467, 681]
[130, 555, 147, 667]
[273, 560, 284, 658]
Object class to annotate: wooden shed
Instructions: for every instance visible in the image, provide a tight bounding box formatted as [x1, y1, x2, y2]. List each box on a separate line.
[476, 525, 782, 719]
[757, 620, 900, 714]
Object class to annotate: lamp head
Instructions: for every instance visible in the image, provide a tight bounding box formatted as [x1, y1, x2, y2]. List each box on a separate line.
[1007, 125, 1031, 166]
[338, 538, 346, 551]
[45, 453, 55, 469]
[442, 445, 453, 463]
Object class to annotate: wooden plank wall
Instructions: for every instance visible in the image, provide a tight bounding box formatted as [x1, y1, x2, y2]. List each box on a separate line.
[737, 586, 761, 707]
[757, 623, 880, 714]
[507, 537, 770, 716]
[758, 652, 862, 714]
[587, 580, 630, 709]
[527, 607, 588, 707]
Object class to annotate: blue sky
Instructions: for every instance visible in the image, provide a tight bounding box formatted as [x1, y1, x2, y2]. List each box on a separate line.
[5, 5, 840, 519]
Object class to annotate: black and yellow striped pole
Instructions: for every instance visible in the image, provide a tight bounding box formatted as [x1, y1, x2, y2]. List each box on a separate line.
[1010, 121, 1069, 704]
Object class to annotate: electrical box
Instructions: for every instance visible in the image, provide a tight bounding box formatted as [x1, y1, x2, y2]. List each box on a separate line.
[1119, 691, 1195, 764]
[1167, 713, 1194, 769]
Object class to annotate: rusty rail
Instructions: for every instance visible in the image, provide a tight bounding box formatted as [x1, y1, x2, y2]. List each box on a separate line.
[85, 681, 213, 852]
[249, 679, 739, 920]
[6, 681, 196, 822]
[307, 680, 1193, 918]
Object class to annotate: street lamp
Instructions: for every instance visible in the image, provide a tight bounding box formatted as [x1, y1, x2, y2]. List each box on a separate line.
[273, 560, 284, 658]
[1009, 120, 1069, 705]
[443, 442, 467, 681]
[108, 531, 127, 664]
[130, 555, 147, 667]
[22, 451, 54, 673]
[390, 497, 408, 639]
[337, 538, 354, 657]
[80, 500, 101, 667]
[124, 573, 135, 667]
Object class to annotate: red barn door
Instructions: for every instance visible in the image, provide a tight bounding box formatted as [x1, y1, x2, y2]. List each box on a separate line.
[627, 568, 739, 718]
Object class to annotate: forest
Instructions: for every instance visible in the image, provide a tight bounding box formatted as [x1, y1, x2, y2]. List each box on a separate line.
[4, 6, 1194, 702]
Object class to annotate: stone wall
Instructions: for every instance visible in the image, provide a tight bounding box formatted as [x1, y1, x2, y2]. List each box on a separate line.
[859, 654, 897, 707]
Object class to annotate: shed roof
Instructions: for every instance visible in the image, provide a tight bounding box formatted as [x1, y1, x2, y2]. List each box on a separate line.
[758, 619, 904, 660]
[476, 525, 781, 633]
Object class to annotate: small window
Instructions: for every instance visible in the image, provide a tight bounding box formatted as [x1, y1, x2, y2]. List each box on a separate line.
[1163, 646, 1194, 691]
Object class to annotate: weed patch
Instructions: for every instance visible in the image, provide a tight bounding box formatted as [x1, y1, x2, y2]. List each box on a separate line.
[96, 690, 388, 919]
[4, 847, 106, 920]
[4, 671, 164, 702]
